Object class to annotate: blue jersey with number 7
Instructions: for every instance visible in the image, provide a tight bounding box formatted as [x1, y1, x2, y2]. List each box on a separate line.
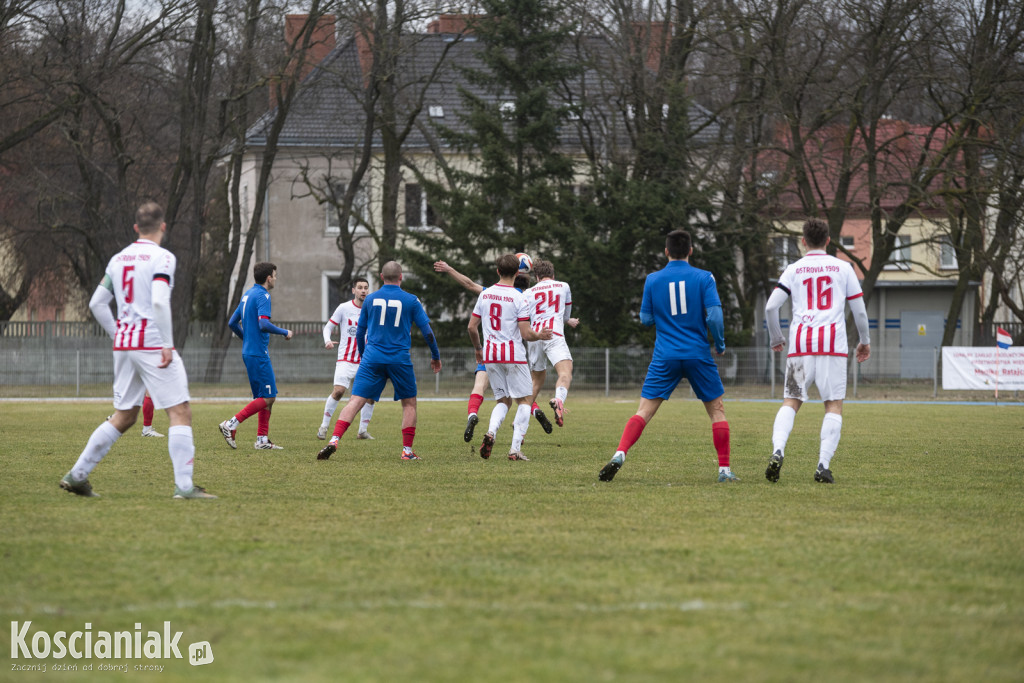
[641, 260, 721, 361]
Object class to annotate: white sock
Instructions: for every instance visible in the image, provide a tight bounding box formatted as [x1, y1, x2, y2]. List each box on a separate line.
[360, 403, 375, 432]
[772, 405, 797, 455]
[555, 386, 568, 403]
[227, 416, 239, 429]
[611, 450, 625, 464]
[322, 396, 339, 428]
[488, 402, 510, 436]
[71, 421, 122, 480]
[819, 413, 843, 469]
[167, 425, 195, 491]
[510, 403, 532, 452]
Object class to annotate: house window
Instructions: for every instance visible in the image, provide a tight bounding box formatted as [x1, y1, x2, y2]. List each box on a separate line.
[428, 105, 444, 118]
[772, 236, 800, 269]
[405, 183, 437, 230]
[840, 236, 854, 249]
[884, 234, 912, 270]
[499, 101, 515, 118]
[940, 236, 958, 269]
[325, 180, 368, 236]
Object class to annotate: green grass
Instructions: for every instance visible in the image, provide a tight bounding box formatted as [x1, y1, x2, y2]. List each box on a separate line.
[2, 398, 1023, 682]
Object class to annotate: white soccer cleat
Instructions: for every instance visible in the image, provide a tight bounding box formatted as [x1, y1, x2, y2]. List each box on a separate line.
[254, 438, 283, 450]
[141, 426, 164, 438]
[356, 431, 375, 440]
[317, 425, 328, 440]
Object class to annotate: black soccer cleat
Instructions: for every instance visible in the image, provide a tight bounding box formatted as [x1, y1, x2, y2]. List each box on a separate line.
[463, 414, 479, 443]
[316, 443, 337, 461]
[765, 450, 784, 483]
[814, 464, 834, 484]
[598, 459, 622, 482]
[534, 409, 553, 434]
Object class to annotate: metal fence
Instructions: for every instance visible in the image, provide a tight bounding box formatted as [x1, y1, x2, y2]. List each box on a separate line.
[2, 343, 995, 401]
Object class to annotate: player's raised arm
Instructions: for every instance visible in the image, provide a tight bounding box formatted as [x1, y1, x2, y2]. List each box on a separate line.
[434, 260, 484, 295]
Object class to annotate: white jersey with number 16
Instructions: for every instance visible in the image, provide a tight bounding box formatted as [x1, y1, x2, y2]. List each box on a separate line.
[775, 250, 863, 358]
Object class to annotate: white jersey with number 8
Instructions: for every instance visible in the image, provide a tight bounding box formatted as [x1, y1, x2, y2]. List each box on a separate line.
[472, 284, 530, 364]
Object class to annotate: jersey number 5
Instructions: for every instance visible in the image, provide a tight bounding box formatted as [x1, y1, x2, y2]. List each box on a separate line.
[373, 299, 403, 326]
[668, 281, 687, 316]
[122, 266, 135, 304]
[802, 276, 833, 310]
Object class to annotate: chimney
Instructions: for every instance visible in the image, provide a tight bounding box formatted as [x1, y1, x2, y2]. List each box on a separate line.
[426, 14, 479, 35]
[271, 14, 336, 107]
[633, 21, 671, 72]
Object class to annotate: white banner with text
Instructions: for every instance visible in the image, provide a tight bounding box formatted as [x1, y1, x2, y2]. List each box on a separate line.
[942, 347, 1024, 391]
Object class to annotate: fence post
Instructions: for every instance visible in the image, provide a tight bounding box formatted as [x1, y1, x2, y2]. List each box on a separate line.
[604, 348, 610, 397]
[933, 346, 938, 398]
[76, 350, 80, 397]
[853, 353, 858, 398]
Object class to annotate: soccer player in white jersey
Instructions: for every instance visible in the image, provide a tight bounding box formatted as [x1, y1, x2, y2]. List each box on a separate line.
[467, 254, 553, 461]
[60, 202, 215, 499]
[317, 276, 376, 441]
[524, 259, 579, 431]
[764, 218, 871, 484]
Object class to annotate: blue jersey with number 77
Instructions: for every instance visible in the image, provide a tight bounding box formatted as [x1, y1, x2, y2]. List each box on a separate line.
[356, 284, 440, 364]
[641, 260, 721, 361]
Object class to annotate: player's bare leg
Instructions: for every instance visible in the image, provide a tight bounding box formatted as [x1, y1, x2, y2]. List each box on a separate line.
[529, 369, 553, 434]
[548, 359, 572, 427]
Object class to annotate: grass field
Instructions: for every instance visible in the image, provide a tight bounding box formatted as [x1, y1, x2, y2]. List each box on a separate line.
[2, 398, 1023, 682]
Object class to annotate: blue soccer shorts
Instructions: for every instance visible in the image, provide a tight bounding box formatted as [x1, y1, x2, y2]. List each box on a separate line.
[243, 354, 278, 399]
[351, 359, 418, 402]
[641, 357, 724, 403]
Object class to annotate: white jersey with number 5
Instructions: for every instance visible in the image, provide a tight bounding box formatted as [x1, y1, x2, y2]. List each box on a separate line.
[776, 250, 863, 357]
[525, 278, 572, 337]
[472, 284, 530, 364]
[106, 239, 176, 350]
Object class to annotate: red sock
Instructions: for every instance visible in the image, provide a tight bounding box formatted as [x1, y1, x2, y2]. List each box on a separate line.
[257, 408, 270, 437]
[332, 420, 351, 440]
[712, 421, 730, 467]
[142, 395, 154, 427]
[235, 397, 267, 424]
[402, 427, 416, 449]
[468, 393, 484, 415]
[531, 402, 539, 415]
[616, 415, 647, 453]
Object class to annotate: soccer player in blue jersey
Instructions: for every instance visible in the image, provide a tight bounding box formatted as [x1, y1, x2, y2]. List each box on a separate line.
[219, 262, 293, 450]
[598, 229, 737, 483]
[317, 261, 442, 461]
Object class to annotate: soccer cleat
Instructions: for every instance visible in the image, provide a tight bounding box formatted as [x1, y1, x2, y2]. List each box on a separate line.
[534, 408, 553, 434]
[765, 450, 784, 483]
[479, 432, 494, 460]
[254, 439, 283, 450]
[463, 414, 479, 443]
[317, 425, 328, 440]
[60, 472, 99, 497]
[317, 441, 337, 460]
[549, 398, 565, 427]
[173, 484, 217, 499]
[356, 431, 375, 440]
[401, 451, 421, 460]
[598, 460, 621, 482]
[717, 470, 740, 483]
[814, 464, 834, 484]
[508, 451, 530, 461]
[218, 421, 237, 449]
[141, 426, 164, 438]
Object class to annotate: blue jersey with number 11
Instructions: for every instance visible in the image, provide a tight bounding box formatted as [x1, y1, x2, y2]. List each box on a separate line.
[641, 260, 721, 361]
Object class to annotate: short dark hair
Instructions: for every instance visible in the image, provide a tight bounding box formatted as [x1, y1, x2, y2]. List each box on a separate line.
[666, 230, 692, 259]
[533, 259, 554, 280]
[496, 253, 519, 278]
[803, 219, 829, 248]
[135, 201, 164, 234]
[513, 273, 531, 291]
[253, 262, 276, 284]
[352, 276, 368, 288]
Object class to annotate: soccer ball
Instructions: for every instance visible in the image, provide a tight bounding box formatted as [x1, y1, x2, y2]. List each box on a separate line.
[515, 252, 533, 273]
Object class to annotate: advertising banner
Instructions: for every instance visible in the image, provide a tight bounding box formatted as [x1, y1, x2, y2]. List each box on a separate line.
[941, 347, 1024, 391]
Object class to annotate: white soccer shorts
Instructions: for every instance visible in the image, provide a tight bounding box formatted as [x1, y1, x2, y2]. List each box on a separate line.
[332, 360, 360, 389]
[783, 355, 848, 402]
[528, 336, 573, 372]
[486, 362, 533, 400]
[112, 349, 191, 411]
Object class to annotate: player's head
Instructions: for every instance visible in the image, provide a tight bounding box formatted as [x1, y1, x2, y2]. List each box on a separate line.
[496, 253, 519, 278]
[380, 261, 403, 284]
[533, 260, 554, 280]
[351, 276, 369, 302]
[802, 218, 830, 249]
[134, 201, 165, 238]
[665, 230, 692, 260]
[513, 273, 531, 291]
[254, 262, 277, 287]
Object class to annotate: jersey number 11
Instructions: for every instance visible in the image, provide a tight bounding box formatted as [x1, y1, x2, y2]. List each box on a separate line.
[668, 281, 687, 316]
